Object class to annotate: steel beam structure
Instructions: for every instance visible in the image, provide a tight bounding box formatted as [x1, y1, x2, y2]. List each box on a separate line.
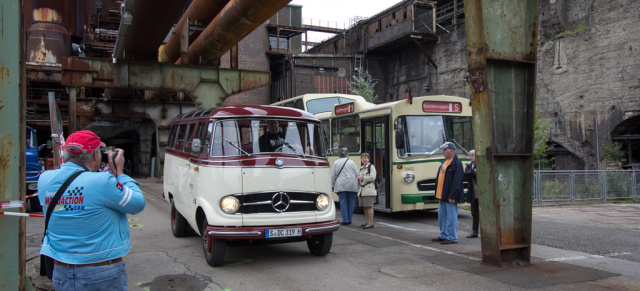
[464, 0, 539, 266]
[60, 57, 270, 109]
[0, 0, 27, 289]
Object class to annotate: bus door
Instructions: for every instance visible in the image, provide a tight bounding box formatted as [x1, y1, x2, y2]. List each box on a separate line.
[362, 116, 389, 209]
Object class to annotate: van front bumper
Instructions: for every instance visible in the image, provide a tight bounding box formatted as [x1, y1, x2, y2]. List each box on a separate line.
[206, 220, 340, 240]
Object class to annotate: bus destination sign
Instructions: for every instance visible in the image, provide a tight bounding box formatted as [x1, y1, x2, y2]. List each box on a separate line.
[335, 103, 355, 115]
[422, 101, 462, 113]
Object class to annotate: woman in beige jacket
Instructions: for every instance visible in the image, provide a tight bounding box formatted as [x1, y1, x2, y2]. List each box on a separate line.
[357, 153, 377, 229]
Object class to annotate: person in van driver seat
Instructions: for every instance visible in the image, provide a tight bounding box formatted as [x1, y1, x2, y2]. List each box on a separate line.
[259, 120, 285, 152]
[38, 130, 146, 290]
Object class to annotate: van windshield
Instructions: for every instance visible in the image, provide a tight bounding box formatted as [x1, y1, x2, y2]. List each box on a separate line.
[210, 119, 326, 157]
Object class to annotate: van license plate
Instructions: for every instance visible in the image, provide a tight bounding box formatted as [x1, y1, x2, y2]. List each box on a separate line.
[266, 227, 302, 238]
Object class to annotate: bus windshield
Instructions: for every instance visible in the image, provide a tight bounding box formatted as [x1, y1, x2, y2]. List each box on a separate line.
[210, 119, 326, 157]
[397, 116, 473, 158]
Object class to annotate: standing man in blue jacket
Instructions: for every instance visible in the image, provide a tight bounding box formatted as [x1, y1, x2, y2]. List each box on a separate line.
[38, 130, 146, 290]
[431, 142, 464, 244]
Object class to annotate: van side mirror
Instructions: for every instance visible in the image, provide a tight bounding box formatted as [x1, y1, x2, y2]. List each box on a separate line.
[192, 138, 202, 153]
[395, 126, 405, 149]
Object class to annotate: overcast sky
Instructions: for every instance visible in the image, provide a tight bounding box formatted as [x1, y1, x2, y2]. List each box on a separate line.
[289, 0, 401, 43]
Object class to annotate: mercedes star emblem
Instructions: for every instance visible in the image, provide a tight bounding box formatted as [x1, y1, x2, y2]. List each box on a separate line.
[271, 192, 291, 212]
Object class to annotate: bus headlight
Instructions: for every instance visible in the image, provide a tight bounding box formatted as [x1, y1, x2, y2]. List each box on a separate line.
[316, 194, 330, 211]
[220, 196, 240, 214]
[404, 172, 415, 183]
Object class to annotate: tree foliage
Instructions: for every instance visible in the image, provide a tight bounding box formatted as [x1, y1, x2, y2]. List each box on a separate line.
[601, 139, 625, 168]
[534, 104, 554, 169]
[349, 67, 378, 102]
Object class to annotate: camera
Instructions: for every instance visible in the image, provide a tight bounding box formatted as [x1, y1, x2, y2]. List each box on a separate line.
[101, 149, 117, 163]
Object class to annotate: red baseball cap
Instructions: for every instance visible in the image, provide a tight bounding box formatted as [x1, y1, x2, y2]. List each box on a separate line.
[63, 130, 106, 154]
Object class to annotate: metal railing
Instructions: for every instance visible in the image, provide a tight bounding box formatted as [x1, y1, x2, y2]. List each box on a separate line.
[533, 170, 639, 205]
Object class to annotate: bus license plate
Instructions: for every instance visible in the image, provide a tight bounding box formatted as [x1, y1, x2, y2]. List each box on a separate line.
[266, 227, 302, 238]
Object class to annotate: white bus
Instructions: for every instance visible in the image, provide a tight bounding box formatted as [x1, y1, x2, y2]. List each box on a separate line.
[271, 93, 367, 115]
[163, 105, 339, 266]
[277, 95, 473, 212]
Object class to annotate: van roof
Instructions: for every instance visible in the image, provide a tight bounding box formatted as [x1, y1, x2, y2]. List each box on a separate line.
[174, 105, 319, 122]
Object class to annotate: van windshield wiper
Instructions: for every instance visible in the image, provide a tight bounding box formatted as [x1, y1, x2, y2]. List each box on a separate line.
[222, 138, 251, 156]
[278, 137, 303, 156]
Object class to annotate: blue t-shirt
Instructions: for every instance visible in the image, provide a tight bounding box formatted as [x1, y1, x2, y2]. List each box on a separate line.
[38, 162, 146, 264]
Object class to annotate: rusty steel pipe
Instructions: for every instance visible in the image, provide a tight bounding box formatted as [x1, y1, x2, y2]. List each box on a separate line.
[158, 0, 230, 63]
[181, 0, 291, 64]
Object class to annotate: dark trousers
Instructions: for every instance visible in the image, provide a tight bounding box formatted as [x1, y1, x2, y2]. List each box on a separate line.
[470, 201, 479, 234]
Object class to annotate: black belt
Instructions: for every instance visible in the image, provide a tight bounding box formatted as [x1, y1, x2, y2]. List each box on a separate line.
[54, 257, 122, 267]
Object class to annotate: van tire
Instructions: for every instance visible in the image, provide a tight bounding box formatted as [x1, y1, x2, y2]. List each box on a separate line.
[201, 220, 225, 267]
[28, 197, 42, 212]
[307, 233, 333, 256]
[171, 202, 189, 237]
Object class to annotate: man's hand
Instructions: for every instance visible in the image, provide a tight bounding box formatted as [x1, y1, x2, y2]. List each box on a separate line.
[448, 198, 455, 204]
[109, 149, 126, 177]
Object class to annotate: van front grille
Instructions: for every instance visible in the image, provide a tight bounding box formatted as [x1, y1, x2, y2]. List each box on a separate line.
[237, 191, 320, 214]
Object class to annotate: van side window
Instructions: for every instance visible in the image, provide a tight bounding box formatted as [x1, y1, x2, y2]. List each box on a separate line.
[183, 123, 196, 153]
[200, 122, 213, 157]
[167, 125, 177, 149]
[192, 122, 207, 155]
[175, 124, 188, 152]
[211, 121, 240, 156]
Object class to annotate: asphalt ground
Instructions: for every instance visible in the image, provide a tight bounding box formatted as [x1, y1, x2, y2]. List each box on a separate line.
[25, 177, 640, 290]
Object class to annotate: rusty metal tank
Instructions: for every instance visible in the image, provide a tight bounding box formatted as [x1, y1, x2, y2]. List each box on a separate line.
[27, 8, 71, 63]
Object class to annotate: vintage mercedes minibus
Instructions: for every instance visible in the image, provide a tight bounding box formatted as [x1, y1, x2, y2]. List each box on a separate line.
[163, 105, 339, 267]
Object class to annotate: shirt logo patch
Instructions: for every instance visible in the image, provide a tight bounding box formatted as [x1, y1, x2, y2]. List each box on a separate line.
[116, 182, 124, 191]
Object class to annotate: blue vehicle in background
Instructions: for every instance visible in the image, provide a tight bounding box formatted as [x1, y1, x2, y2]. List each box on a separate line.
[26, 126, 44, 212]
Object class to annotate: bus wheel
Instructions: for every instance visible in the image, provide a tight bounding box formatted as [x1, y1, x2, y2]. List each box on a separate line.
[171, 202, 189, 237]
[201, 219, 225, 267]
[307, 233, 333, 256]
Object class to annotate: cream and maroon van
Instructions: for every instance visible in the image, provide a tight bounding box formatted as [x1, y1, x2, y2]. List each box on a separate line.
[163, 105, 339, 267]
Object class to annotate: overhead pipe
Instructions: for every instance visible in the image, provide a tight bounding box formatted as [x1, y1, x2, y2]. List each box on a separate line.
[158, 0, 230, 63]
[179, 0, 292, 65]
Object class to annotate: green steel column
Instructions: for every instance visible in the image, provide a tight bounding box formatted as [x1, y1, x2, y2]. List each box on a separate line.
[464, 0, 538, 266]
[0, 0, 27, 289]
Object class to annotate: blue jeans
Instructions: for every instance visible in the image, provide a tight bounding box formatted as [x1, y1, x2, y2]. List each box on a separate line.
[338, 192, 357, 222]
[438, 200, 459, 242]
[52, 261, 128, 290]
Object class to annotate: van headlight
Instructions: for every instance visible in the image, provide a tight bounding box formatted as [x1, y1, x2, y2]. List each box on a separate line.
[316, 194, 330, 211]
[220, 196, 240, 214]
[404, 172, 415, 183]
[27, 183, 38, 191]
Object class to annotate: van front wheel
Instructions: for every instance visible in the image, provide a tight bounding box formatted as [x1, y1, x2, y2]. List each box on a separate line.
[307, 233, 333, 256]
[202, 221, 226, 267]
[171, 202, 189, 237]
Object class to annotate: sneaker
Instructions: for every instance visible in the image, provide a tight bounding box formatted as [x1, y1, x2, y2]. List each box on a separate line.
[440, 240, 458, 245]
[431, 237, 446, 242]
[362, 224, 374, 229]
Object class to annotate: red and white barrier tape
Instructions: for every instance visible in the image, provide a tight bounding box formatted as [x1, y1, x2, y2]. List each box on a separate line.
[1, 201, 25, 209]
[0, 211, 44, 218]
[26, 193, 38, 199]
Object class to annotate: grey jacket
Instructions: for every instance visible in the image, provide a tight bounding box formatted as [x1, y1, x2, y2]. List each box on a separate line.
[331, 158, 359, 192]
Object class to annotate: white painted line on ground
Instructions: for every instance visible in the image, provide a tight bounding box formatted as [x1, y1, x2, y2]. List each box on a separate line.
[343, 225, 481, 261]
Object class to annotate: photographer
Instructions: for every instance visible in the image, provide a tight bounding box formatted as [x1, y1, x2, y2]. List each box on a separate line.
[38, 130, 145, 290]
